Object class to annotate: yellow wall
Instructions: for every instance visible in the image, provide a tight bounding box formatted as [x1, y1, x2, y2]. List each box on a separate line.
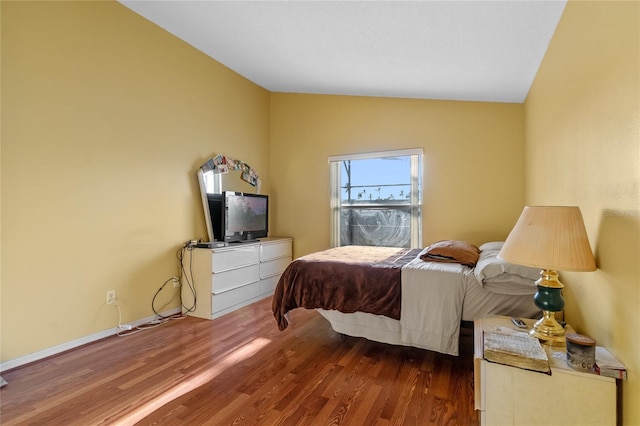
[270, 94, 525, 258]
[1, 1, 270, 361]
[524, 1, 639, 423]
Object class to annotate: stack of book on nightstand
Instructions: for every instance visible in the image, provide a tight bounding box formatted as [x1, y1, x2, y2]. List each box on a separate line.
[483, 328, 551, 374]
[595, 346, 627, 380]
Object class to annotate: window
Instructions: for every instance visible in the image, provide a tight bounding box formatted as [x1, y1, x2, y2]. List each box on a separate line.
[329, 149, 423, 248]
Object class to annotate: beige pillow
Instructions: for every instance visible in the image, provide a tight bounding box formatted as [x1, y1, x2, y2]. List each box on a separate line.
[419, 240, 480, 267]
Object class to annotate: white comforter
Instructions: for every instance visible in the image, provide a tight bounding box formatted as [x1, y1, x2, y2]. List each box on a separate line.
[400, 258, 476, 355]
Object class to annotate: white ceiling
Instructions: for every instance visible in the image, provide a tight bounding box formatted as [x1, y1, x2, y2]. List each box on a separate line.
[119, 0, 567, 103]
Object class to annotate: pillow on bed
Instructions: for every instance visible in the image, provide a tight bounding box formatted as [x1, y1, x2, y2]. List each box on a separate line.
[482, 279, 538, 295]
[482, 273, 538, 286]
[419, 240, 480, 267]
[479, 241, 505, 252]
[475, 242, 541, 283]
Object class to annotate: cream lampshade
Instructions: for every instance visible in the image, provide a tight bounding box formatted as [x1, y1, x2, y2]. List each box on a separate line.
[498, 206, 596, 345]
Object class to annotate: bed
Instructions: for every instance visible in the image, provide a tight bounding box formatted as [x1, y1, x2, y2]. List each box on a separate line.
[272, 241, 541, 356]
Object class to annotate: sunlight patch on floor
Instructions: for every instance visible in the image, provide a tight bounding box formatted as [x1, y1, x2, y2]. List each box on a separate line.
[111, 337, 272, 425]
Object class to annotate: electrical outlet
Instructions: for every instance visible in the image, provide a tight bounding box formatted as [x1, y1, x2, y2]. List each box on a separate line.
[106, 290, 116, 304]
[173, 278, 180, 288]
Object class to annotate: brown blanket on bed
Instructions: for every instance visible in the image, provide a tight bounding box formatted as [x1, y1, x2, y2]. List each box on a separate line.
[272, 246, 421, 331]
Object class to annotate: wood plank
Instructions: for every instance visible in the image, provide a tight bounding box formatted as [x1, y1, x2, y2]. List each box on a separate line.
[0, 298, 479, 425]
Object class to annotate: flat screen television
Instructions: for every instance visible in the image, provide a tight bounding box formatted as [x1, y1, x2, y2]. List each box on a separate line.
[207, 191, 269, 243]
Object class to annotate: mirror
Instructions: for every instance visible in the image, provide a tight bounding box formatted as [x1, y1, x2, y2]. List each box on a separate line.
[197, 155, 261, 242]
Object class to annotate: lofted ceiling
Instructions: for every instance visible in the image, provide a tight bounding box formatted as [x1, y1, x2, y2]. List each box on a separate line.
[119, 0, 567, 103]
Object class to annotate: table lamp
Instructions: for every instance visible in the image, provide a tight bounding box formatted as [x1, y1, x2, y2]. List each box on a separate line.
[498, 206, 596, 345]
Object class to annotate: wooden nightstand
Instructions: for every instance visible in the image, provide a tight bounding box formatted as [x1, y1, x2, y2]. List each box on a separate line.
[474, 316, 617, 426]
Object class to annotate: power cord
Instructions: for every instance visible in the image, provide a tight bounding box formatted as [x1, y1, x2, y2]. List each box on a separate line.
[151, 276, 181, 319]
[114, 300, 126, 330]
[116, 313, 185, 337]
[115, 239, 199, 337]
[177, 242, 197, 314]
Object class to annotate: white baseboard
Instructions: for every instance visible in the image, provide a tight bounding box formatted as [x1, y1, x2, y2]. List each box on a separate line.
[0, 308, 181, 373]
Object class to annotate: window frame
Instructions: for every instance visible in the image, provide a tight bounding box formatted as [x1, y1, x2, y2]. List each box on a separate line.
[329, 148, 423, 248]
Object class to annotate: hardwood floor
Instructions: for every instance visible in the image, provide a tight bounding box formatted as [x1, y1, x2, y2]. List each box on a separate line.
[0, 298, 479, 425]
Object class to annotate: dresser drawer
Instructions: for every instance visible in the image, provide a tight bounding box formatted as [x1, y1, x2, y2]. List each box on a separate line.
[211, 245, 259, 273]
[260, 239, 292, 261]
[258, 274, 281, 296]
[260, 257, 291, 279]
[212, 282, 259, 314]
[212, 263, 259, 293]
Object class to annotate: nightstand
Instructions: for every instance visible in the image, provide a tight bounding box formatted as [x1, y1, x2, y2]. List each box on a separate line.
[474, 316, 617, 426]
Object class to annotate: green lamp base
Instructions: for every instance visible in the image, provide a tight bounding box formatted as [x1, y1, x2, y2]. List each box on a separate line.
[530, 270, 566, 346]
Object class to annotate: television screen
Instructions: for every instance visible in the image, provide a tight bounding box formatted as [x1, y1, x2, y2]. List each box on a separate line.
[225, 192, 268, 234]
[204, 191, 269, 242]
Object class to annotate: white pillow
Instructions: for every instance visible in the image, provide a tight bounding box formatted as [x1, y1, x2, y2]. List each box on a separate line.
[475, 243, 541, 283]
[479, 241, 505, 252]
[483, 273, 538, 286]
[483, 279, 538, 296]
